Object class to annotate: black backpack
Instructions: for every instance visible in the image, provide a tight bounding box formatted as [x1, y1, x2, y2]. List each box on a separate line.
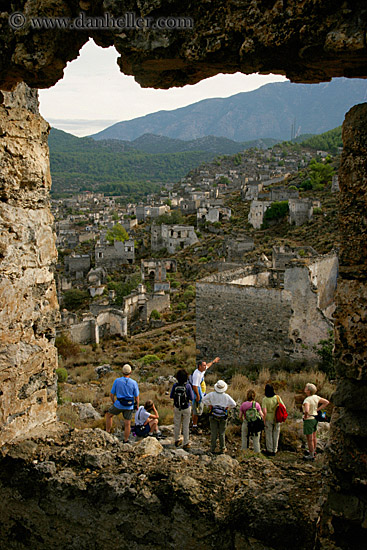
[173, 384, 189, 410]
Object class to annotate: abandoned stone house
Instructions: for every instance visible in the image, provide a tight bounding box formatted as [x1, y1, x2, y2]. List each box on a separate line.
[248, 200, 272, 228]
[223, 235, 255, 262]
[272, 245, 318, 270]
[62, 282, 170, 345]
[289, 198, 313, 225]
[270, 187, 299, 201]
[135, 204, 166, 222]
[64, 254, 91, 279]
[241, 181, 263, 201]
[196, 251, 338, 367]
[197, 205, 231, 224]
[331, 174, 340, 192]
[95, 238, 135, 268]
[141, 258, 177, 293]
[151, 223, 198, 253]
[180, 198, 201, 214]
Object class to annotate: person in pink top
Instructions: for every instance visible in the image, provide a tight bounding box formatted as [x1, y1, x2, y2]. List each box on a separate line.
[239, 389, 264, 453]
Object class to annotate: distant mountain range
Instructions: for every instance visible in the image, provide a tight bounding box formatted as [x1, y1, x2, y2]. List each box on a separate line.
[91, 78, 367, 142]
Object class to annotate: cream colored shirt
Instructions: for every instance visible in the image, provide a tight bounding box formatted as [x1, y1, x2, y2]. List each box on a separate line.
[303, 394, 320, 417]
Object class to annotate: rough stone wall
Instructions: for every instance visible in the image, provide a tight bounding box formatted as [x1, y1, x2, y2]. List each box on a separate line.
[1, 2, 367, 90]
[318, 103, 367, 550]
[289, 198, 313, 225]
[143, 293, 170, 321]
[196, 281, 293, 366]
[285, 264, 334, 357]
[0, 84, 59, 445]
[196, 257, 337, 367]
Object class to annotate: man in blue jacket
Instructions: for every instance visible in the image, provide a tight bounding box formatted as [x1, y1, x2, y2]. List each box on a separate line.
[105, 364, 139, 443]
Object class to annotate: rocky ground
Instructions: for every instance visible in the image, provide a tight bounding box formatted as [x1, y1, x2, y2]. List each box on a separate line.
[0, 419, 328, 550]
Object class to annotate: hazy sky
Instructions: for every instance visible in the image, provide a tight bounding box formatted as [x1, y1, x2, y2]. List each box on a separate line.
[38, 39, 287, 137]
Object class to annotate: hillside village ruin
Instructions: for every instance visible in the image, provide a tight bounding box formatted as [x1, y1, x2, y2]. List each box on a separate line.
[53, 142, 340, 366]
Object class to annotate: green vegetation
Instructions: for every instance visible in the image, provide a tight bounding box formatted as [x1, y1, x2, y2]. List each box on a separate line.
[106, 223, 129, 243]
[262, 201, 289, 228]
[308, 159, 334, 188]
[56, 367, 68, 383]
[300, 127, 342, 153]
[150, 309, 161, 320]
[63, 289, 89, 310]
[314, 331, 335, 379]
[154, 210, 185, 225]
[141, 354, 160, 365]
[108, 274, 142, 306]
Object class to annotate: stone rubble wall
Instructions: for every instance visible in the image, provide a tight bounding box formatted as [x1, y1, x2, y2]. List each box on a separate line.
[196, 281, 293, 366]
[0, 84, 59, 445]
[318, 103, 367, 549]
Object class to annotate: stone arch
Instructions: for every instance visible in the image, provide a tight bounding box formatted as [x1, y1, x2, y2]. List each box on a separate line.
[0, 2, 366, 547]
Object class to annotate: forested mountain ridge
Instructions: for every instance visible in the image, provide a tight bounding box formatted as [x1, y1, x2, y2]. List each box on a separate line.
[91, 78, 366, 142]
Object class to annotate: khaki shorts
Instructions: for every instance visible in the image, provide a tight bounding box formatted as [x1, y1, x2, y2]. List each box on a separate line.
[108, 404, 133, 420]
[192, 400, 204, 416]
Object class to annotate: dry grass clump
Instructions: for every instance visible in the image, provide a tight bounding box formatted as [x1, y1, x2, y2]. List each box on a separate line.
[225, 423, 241, 443]
[180, 342, 197, 364]
[57, 403, 98, 429]
[227, 373, 261, 403]
[281, 369, 334, 398]
[258, 368, 271, 386]
[72, 364, 98, 384]
[69, 387, 97, 405]
[158, 406, 174, 425]
[204, 372, 220, 389]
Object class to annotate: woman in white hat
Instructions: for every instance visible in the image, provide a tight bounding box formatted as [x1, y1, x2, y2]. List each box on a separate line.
[202, 380, 236, 453]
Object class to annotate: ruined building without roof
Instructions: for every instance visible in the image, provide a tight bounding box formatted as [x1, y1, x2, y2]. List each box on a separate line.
[196, 250, 338, 366]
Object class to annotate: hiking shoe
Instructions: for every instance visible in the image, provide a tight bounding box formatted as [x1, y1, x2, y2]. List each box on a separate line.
[175, 438, 183, 447]
[183, 442, 191, 450]
[304, 454, 315, 461]
[220, 447, 227, 454]
[191, 426, 202, 435]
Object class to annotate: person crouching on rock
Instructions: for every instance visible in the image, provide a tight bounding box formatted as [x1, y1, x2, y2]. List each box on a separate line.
[105, 364, 139, 443]
[134, 400, 162, 439]
[202, 380, 236, 454]
[170, 369, 195, 450]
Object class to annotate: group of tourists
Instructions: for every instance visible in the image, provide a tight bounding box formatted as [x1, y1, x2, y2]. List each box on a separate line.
[105, 361, 329, 459]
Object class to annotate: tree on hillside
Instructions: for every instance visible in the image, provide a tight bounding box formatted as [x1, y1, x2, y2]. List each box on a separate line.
[262, 201, 289, 228]
[309, 160, 334, 188]
[106, 223, 129, 243]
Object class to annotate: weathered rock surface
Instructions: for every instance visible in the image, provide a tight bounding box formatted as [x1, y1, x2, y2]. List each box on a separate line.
[71, 402, 102, 421]
[0, 83, 59, 445]
[0, 1, 367, 90]
[317, 103, 367, 550]
[0, 425, 322, 550]
[0, 3, 367, 549]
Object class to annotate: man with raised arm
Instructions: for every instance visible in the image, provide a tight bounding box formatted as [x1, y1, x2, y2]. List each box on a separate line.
[191, 356, 220, 433]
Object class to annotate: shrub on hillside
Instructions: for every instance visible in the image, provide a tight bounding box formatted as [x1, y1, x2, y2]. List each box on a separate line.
[262, 201, 289, 228]
[150, 309, 160, 320]
[55, 333, 80, 359]
[62, 289, 89, 310]
[141, 354, 160, 365]
[56, 367, 68, 383]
